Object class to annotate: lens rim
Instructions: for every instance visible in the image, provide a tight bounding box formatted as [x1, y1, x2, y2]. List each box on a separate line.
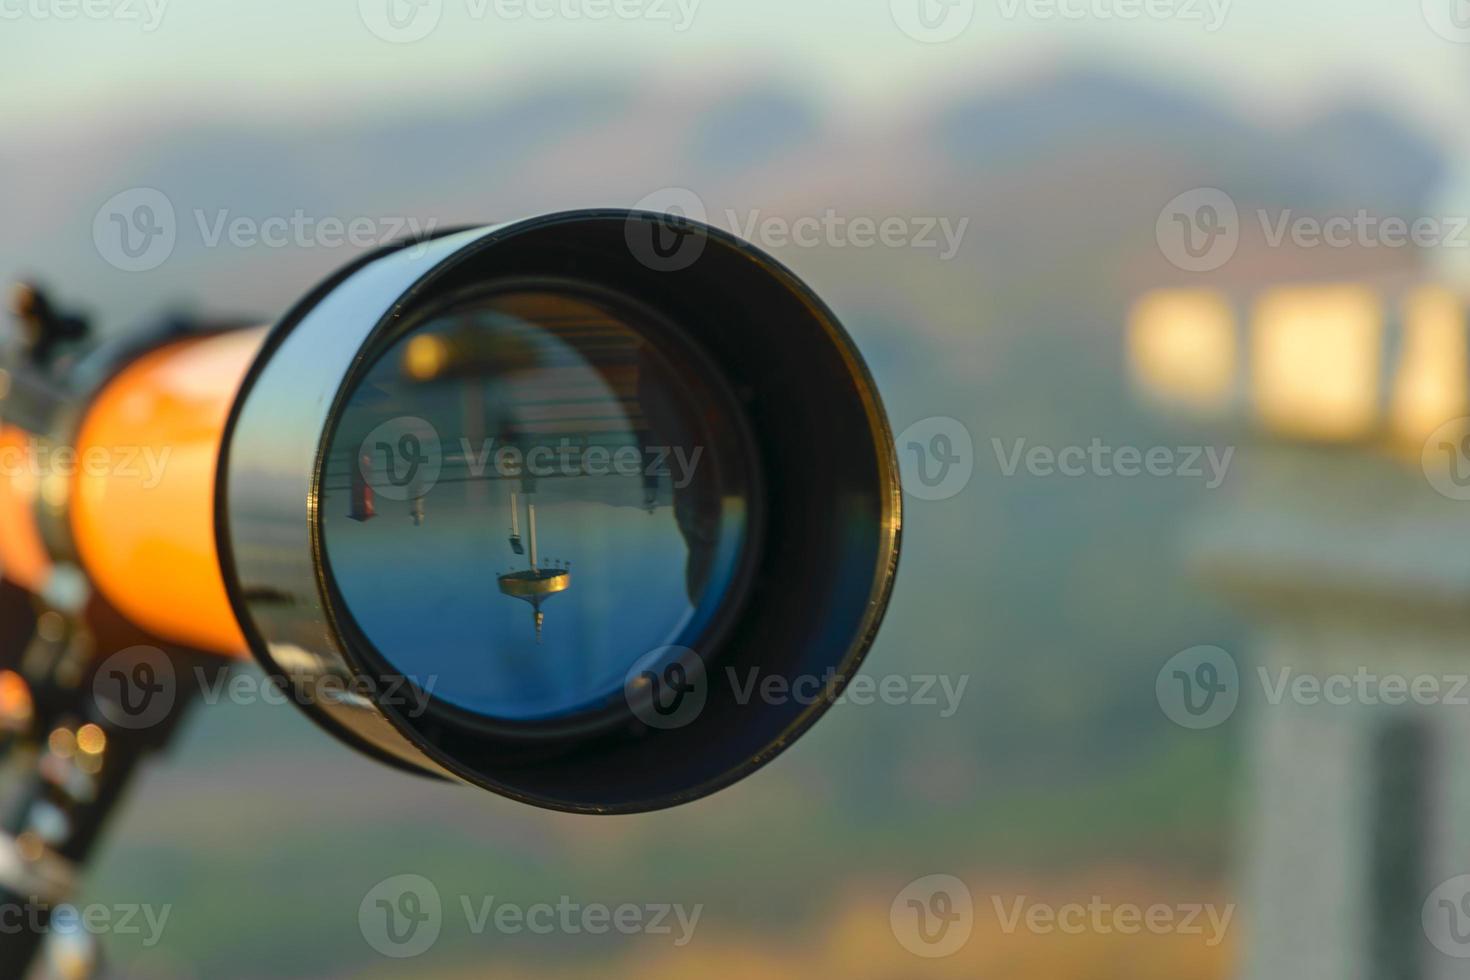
[218, 211, 902, 813]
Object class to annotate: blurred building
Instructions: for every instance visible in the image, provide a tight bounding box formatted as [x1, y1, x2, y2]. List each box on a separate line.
[1130, 275, 1470, 980]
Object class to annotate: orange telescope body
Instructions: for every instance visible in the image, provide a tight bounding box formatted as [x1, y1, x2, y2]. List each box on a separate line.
[0, 328, 269, 658]
[71, 327, 268, 657]
[0, 425, 53, 597]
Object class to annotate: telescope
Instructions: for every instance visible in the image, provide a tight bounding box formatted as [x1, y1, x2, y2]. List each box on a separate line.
[0, 211, 900, 973]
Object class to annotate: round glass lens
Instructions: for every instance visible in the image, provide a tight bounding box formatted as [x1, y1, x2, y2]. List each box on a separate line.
[320, 286, 753, 724]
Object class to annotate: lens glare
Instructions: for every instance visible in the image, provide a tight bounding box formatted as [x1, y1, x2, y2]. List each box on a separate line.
[320, 286, 752, 726]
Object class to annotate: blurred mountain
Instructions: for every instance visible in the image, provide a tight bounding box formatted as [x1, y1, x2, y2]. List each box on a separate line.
[933, 66, 1443, 214]
[688, 85, 825, 175]
[3, 62, 1447, 330]
[934, 65, 1251, 172]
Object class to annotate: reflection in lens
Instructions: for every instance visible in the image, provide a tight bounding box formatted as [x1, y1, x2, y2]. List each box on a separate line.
[320, 286, 754, 726]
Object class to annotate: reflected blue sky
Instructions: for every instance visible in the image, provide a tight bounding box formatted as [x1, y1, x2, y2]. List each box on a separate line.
[325, 484, 700, 720]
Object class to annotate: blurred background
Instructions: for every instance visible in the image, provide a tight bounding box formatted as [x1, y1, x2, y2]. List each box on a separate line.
[6, 0, 1470, 976]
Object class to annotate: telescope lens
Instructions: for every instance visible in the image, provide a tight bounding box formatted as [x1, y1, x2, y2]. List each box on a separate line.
[318, 285, 755, 729]
[222, 214, 898, 808]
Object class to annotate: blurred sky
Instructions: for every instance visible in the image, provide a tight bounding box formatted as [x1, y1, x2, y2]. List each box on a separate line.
[3, 0, 1468, 147]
